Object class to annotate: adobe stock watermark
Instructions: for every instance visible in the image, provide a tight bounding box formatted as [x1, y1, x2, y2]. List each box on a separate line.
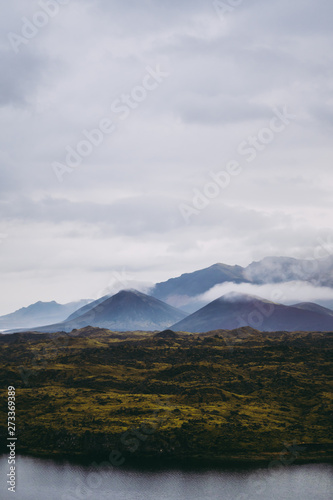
[52, 65, 169, 183]
[213, 0, 244, 21]
[179, 105, 296, 223]
[8, 0, 70, 54]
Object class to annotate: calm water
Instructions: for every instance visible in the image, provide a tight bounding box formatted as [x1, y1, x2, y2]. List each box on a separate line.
[0, 455, 332, 500]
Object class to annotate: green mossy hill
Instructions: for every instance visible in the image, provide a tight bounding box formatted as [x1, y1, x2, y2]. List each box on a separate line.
[154, 329, 179, 340]
[0, 327, 332, 465]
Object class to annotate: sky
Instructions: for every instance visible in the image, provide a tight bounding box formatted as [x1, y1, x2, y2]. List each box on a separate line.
[0, 0, 333, 314]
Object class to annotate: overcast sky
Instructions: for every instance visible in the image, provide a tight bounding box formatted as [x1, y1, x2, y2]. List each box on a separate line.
[0, 0, 332, 313]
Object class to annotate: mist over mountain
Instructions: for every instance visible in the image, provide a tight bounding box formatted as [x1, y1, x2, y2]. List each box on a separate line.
[151, 263, 247, 311]
[171, 292, 333, 333]
[244, 255, 333, 287]
[10, 290, 186, 334]
[151, 256, 333, 312]
[3, 255, 333, 334]
[0, 300, 91, 331]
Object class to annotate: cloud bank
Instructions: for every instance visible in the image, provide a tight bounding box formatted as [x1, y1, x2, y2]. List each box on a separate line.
[0, 0, 332, 312]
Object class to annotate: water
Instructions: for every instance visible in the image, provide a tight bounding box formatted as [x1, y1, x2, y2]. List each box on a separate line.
[0, 455, 332, 500]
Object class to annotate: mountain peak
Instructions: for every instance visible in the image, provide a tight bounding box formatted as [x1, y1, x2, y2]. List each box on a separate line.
[217, 292, 275, 304]
[114, 289, 145, 297]
[24, 290, 187, 333]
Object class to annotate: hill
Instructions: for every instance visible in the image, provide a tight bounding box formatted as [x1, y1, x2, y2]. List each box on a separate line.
[171, 292, 333, 333]
[72, 290, 186, 331]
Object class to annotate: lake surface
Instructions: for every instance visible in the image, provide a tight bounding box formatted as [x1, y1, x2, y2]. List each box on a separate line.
[0, 455, 332, 500]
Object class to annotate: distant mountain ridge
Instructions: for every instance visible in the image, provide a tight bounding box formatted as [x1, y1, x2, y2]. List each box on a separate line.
[0, 299, 91, 331]
[152, 263, 246, 304]
[6, 290, 333, 335]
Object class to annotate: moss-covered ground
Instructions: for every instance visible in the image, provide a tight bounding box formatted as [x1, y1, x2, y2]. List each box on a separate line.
[0, 327, 332, 465]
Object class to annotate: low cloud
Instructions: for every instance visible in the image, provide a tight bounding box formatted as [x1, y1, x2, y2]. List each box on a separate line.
[98, 279, 154, 298]
[193, 281, 333, 309]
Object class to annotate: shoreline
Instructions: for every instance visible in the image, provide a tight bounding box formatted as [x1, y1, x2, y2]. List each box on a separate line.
[2, 447, 333, 470]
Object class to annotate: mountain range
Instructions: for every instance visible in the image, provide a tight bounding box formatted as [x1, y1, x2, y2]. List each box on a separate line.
[2, 255, 333, 334]
[11, 290, 186, 333]
[4, 290, 333, 335]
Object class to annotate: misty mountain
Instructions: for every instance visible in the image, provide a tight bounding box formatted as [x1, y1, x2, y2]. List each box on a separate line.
[0, 299, 91, 331]
[151, 263, 247, 310]
[171, 292, 333, 333]
[9, 290, 187, 333]
[149, 256, 333, 312]
[3, 255, 333, 333]
[244, 255, 333, 287]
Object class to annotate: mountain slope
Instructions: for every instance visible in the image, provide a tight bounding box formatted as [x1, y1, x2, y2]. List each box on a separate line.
[9, 290, 187, 333]
[65, 295, 110, 321]
[0, 300, 91, 331]
[151, 263, 246, 308]
[171, 292, 333, 333]
[291, 302, 333, 317]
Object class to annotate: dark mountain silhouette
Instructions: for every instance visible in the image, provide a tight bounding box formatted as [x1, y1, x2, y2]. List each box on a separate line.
[0, 299, 91, 331]
[8, 290, 187, 333]
[171, 292, 333, 333]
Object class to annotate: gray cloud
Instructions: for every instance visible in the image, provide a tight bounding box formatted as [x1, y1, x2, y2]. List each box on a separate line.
[194, 281, 333, 309]
[0, 49, 45, 106]
[0, 0, 332, 313]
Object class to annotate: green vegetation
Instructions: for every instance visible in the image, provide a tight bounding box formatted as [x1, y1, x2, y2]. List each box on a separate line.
[0, 327, 332, 465]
